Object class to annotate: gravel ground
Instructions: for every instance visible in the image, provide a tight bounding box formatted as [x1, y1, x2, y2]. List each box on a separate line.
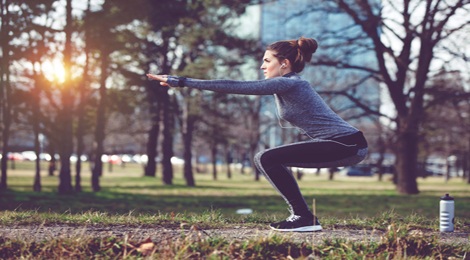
[1, 224, 469, 245]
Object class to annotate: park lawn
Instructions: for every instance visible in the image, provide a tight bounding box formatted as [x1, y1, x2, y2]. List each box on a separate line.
[1, 161, 469, 220]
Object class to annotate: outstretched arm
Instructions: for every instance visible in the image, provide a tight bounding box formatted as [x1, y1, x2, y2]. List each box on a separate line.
[147, 74, 296, 95]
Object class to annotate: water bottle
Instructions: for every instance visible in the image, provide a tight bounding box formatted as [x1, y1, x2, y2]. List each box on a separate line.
[439, 193, 454, 232]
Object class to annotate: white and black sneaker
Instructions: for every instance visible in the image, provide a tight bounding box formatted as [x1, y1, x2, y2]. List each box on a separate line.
[270, 211, 322, 232]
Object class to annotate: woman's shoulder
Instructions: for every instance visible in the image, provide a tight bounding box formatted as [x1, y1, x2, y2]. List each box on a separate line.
[281, 73, 310, 86]
[282, 73, 310, 86]
[282, 72, 301, 80]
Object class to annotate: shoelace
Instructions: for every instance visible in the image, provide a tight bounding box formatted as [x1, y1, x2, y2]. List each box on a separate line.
[286, 208, 301, 222]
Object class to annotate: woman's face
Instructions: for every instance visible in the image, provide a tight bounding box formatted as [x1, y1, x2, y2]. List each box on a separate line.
[260, 50, 283, 79]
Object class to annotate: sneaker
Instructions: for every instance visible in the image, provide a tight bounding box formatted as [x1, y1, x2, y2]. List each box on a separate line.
[270, 213, 322, 232]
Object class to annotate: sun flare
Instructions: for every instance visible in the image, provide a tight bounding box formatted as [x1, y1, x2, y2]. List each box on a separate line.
[42, 59, 66, 83]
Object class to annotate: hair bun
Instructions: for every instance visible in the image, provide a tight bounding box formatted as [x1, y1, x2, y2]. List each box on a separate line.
[297, 37, 318, 61]
[266, 37, 318, 73]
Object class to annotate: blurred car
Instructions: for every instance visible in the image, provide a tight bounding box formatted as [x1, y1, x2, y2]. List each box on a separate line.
[21, 151, 37, 161]
[70, 154, 79, 163]
[119, 154, 134, 163]
[8, 152, 24, 161]
[108, 154, 122, 164]
[171, 157, 184, 165]
[342, 165, 373, 176]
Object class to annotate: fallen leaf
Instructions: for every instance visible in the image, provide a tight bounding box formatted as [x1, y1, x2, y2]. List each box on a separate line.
[137, 238, 155, 256]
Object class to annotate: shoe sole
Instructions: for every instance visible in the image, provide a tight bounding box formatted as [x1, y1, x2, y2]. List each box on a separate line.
[270, 225, 322, 232]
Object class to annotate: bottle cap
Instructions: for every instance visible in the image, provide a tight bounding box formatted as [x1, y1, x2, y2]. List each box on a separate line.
[440, 193, 454, 201]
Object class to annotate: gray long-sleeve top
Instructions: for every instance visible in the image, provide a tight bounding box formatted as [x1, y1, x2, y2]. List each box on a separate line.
[166, 72, 359, 140]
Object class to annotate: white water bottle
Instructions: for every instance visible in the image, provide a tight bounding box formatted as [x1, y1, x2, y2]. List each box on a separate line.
[439, 193, 454, 232]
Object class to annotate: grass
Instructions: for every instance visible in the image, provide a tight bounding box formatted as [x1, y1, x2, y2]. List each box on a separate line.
[1, 161, 470, 259]
[0, 219, 469, 259]
[1, 207, 469, 232]
[2, 161, 470, 220]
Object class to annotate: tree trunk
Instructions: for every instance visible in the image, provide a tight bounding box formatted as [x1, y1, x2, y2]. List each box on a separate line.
[58, 0, 74, 194]
[48, 144, 56, 176]
[75, 68, 87, 193]
[183, 115, 195, 187]
[394, 130, 420, 194]
[443, 134, 451, 183]
[58, 149, 73, 193]
[211, 144, 217, 180]
[75, 0, 91, 192]
[376, 142, 386, 181]
[181, 90, 196, 186]
[144, 89, 160, 177]
[239, 152, 245, 174]
[444, 156, 451, 183]
[328, 168, 335, 180]
[225, 146, 232, 179]
[33, 121, 41, 192]
[296, 168, 302, 180]
[33, 156, 41, 192]
[462, 151, 468, 182]
[161, 87, 173, 185]
[75, 154, 82, 192]
[250, 145, 259, 181]
[0, 152, 8, 190]
[377, 155, 385, 182]
[467, 139, 470, 184]
[0, 103, 10, 190]
[91, 48, 110, 192]
[0, 0, 12, 190]
[249, 96, 261, 181]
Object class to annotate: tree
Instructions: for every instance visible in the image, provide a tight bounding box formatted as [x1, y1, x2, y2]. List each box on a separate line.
[30, 60, 48, 192]
[144, 0, 261, 185]
[198, 92, 232, 181]
[299, 0, 470, 194]
[143, 86, 161, 177]
[56, 0, 74, 194]
[74, 0, 92, 193]
[1, 0, 55, 190]
[179, 88, 198, 186]
[0, 0, 13, 190]
[84, 0, 147, 190]
[422, 71, 470, 182]
[243, 96, 263, 180]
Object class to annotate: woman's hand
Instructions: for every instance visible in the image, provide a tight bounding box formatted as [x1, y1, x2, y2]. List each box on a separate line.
[147, 74, 170, 86]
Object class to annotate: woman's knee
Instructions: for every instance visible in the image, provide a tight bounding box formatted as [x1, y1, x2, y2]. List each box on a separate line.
[254, 151, 265, 169]
[255, 150, 274, 169]
[258, 150, 281, 171]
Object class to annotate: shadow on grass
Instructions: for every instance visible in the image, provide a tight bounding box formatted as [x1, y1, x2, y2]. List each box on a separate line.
[6, 183, 238, 192]
[2, 188, 470, 219]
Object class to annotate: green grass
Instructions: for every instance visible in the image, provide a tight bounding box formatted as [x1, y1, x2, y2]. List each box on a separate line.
[0, 221, 469, 259]
[2, 161, 470, 221]
[2, 207, 469, 232]
[1, 162, 470, 259]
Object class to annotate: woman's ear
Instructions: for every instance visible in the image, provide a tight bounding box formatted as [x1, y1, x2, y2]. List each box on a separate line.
[282, 59, 290, 68]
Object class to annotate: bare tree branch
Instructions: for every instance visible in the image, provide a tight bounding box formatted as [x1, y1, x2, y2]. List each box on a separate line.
[313, 59, 380, 74]
[424, 89, 470, 111]
[432, 0, 468, 43]
[320, 89, 392, 120]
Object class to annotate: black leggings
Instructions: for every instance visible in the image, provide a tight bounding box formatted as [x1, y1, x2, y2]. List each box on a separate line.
[254, 131, 368, 217]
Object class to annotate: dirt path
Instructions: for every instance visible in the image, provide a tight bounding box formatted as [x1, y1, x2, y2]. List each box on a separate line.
[1, 224, 469, 245]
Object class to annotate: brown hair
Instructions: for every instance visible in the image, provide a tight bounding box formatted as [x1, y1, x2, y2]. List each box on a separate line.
[266, 37, 318, 73]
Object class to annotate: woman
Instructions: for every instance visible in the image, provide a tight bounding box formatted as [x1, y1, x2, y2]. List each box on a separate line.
[147, 37, 368, 232]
